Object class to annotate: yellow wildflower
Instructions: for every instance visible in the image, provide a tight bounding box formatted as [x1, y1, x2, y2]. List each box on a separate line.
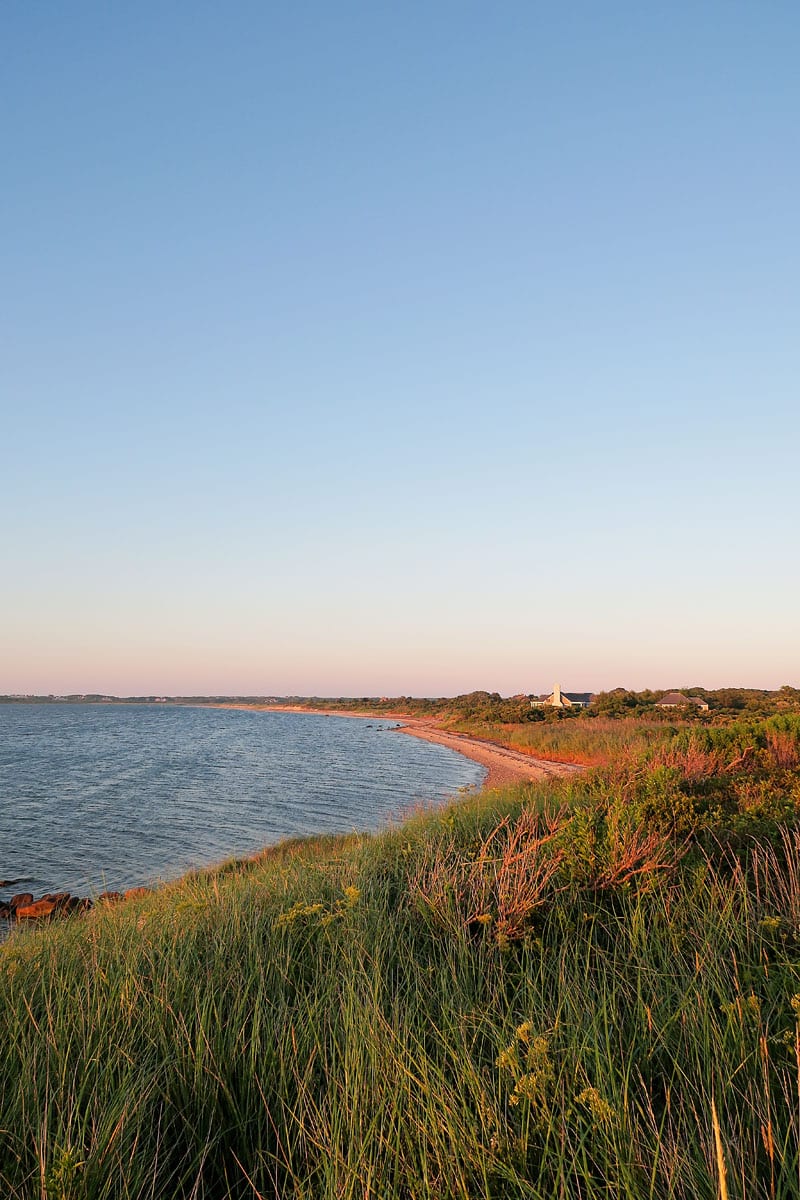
[275, 901, 325, 928]
[496, 1044, 518, 1073]
[576, 1086, 617, 1127]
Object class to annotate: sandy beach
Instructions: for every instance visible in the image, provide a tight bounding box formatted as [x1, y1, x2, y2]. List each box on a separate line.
[392, 719, 583, 789]
[218, 704, 583, 790]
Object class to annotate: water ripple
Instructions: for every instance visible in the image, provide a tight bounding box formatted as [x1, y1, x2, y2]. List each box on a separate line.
[0, 704, 484, 896]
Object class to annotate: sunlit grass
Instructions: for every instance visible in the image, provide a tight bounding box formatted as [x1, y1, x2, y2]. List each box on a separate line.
[443, 714, 673, 766]
[3, 722, 800, 1197]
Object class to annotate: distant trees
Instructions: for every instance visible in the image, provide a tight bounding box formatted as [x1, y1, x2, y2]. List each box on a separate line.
[284, 687, 800, 725]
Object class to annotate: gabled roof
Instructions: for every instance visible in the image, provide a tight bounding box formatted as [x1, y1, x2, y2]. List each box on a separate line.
[563, 693, 593, 704]
[657, 691, 706, 707]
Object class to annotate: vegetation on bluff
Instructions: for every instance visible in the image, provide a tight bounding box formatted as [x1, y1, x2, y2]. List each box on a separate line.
[277, 687, 800, 768]
[2, 717, 800, 1197]
[286, 685, 800, 724]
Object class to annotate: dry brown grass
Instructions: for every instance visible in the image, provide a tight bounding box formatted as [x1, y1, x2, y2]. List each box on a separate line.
[649, 736, 727, 781]
[592, 816, 683, 890]
[408, 803, 679, 941]
[766, 728, 800, 770]
[470, 808, 567, 941]
[409, 807, 567, 941]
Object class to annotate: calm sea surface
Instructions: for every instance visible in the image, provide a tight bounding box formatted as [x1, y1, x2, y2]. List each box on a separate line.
[0, 704, 485, 897]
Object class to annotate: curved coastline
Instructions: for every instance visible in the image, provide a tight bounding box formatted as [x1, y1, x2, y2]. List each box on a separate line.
[214, 703, 584, 790]
[393, 720, 583, 788]
[2, 705, 583, 935]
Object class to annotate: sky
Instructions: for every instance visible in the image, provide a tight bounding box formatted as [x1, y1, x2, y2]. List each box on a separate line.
[3, 2, 799, 697]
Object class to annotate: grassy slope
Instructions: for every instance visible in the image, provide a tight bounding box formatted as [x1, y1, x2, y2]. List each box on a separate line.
[439, 714, 672, 766]
[3, 722, 800, 1198]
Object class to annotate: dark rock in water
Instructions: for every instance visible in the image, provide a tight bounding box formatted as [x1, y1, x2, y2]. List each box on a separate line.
[10, 893, 34, 910]
[41, 892, 71, 909]
[16, 898, 58, 920]
[0, 903, 12, 919]
[0, 879, 27, 888]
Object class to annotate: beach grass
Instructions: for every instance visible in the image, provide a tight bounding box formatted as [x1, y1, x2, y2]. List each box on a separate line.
[3, 720, 800, 1197]
[442, 714, 673, 766]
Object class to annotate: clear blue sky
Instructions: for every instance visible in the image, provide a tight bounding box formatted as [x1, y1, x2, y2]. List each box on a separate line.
[3, 2, 798, 695]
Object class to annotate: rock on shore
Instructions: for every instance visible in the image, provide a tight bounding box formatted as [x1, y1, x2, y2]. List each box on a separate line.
[0, 886, 151, 924]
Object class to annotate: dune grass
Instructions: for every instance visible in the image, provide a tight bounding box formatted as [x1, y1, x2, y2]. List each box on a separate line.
[443, 715, 674, 766]
[3, 721, 800, 1197]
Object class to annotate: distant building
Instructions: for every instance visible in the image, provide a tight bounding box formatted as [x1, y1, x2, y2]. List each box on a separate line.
[530, 684, 594, 710]
[656, 691, 710, 712]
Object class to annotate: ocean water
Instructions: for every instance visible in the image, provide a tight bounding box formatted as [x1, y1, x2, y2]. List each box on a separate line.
[0, 704, 485, 898]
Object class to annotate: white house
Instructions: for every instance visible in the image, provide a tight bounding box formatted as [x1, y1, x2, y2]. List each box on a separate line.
[530, 684, 594, 710]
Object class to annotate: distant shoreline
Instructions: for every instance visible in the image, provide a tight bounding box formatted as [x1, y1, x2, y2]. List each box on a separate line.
[214, 703, 583, 790]
[0, 697, 584, 791]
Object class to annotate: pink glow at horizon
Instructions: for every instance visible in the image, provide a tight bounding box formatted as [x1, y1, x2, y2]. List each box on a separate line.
[3, 618, 795, 696]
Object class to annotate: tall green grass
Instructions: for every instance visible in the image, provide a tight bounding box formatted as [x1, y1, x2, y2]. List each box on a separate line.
[444, 715, 674, 766]
[3, 723, 800, 1198]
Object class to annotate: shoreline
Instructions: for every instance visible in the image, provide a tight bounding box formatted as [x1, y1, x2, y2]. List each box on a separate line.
[214, 703, 584, 790]
[1, 704, 583, 935]
[393, 720, 583, 789]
